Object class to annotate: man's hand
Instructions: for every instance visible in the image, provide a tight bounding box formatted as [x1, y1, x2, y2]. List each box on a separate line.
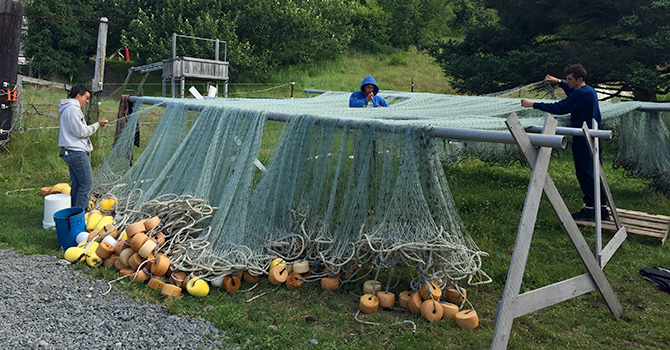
[520, 99, 534, 108]
[366, 92, 374, 102]
[544, 74, 560, 84]
[98, 119, 109, 127]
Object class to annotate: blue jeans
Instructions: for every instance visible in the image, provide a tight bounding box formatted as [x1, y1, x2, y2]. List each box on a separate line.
[62, 149, 93, 209]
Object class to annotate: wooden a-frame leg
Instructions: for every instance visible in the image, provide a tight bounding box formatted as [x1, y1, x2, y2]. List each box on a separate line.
[491, 113, 624, 350]
[491, 114, 557, 349]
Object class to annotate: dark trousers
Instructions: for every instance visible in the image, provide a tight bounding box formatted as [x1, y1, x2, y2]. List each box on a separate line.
[572, 137, 605, 207]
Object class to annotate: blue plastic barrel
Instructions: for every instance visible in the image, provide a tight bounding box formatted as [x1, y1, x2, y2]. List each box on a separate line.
[54, 207, 85, 250]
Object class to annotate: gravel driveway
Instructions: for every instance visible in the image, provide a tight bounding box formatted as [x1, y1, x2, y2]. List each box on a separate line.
[0, 248, 226, 349]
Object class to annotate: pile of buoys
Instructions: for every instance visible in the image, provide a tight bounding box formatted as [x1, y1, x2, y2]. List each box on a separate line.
[40, 183, 71, 196]
[359, 279, 479, 329]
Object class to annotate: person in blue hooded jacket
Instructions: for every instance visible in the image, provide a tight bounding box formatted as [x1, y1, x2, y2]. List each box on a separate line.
[350, 75, 389, 108]
[521, 64, 608, 222]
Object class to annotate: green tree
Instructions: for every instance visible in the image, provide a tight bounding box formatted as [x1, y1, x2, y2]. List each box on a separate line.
[23, 0, 97, 79]
[428, 0, 670, 101]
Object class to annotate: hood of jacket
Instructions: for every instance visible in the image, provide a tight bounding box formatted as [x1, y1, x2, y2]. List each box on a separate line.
[360, 75, 379, 95]
[58, 98, 81, 115]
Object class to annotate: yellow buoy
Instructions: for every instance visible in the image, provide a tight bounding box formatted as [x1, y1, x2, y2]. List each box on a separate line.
[86, 211, 103, 231]
[186, 278, 210, 297]
[100, 198, 116, 210]
[60, 184, 71, 195]
[93, 215, 115, 232]
[64, 246, 86, 263]
[86, 252, 103, 267]
[269, 257, 286, 271]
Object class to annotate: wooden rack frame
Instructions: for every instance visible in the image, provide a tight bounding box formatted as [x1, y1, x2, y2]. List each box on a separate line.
[491, 113, 628, 349]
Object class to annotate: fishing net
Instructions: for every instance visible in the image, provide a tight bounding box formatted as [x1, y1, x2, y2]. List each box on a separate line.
[92, 84, 669, 284]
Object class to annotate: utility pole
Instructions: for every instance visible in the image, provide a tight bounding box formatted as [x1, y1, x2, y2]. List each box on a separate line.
[0, 0, 23, 146]
[88, 17, 108, 123]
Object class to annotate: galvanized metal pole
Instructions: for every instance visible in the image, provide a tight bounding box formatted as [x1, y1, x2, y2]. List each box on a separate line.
[593, 119, 602, 265]
[127, 96, 567, 148]
[0, 0, 24, 145]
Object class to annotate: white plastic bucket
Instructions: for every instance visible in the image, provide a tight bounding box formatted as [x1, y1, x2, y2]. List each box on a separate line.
[43, 193, 71, 229]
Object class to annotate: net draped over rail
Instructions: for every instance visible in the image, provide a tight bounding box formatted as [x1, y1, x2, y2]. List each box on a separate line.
[93, 86, 669, 283]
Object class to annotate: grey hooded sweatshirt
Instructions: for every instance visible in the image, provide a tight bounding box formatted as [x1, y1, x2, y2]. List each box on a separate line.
[58, 99, 100, 152]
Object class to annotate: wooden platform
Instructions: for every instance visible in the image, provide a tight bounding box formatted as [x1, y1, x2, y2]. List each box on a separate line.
[576, 208, 670, 244]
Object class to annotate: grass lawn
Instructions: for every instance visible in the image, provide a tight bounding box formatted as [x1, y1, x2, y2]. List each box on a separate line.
[2, 52, 670, 349]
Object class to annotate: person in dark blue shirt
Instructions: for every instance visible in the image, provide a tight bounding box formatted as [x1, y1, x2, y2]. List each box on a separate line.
[521, 64, 608, 221]
[350, 75, 389, 108]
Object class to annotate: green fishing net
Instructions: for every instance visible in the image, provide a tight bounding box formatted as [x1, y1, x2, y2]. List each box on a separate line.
[92, 85, 669, 284]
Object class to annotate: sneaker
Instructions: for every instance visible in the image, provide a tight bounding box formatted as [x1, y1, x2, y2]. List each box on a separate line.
[572, 206, 595, 221]
[601, 206, 610, 221]
[572, 206, 610, 221]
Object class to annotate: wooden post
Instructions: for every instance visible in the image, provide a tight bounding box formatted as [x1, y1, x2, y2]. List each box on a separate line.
[0, 0, 24, 145]
[88, 17, 108, 123]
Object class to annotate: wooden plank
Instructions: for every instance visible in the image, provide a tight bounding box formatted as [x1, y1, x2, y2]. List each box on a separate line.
[512, 273, 596, 318]
[578, 220, 665, 238]
[506, 114, 624, 318]
[491, 114, 556, 350]
[600, 226, 627, 267]
[576, 208, 669, 242]
[616, 209, 670, 223]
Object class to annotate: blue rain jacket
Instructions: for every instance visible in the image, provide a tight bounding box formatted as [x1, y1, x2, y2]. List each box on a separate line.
[349, 75, 389, 108]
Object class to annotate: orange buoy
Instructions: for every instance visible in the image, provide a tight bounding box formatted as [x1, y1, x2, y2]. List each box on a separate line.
[455, 309, 479, 329]
[131, 269, 149, 283]
[398, 291, 412, 309]
[419, 280, 442, 301]
[101, 224, 118, 239]
[151, 232, 166, 246]
[114, 257, 128, 271]
[144, 216, 160, 231]
[242, 270, 260, 283]
[151, 253, 170, 276]
[285, 273, 303, 290]
[40, 187, 52, 196]
[440, 302, 459, 319]
[138, 239, 157, 258]
[359, 294, 380, 314]
[125, 221, 146, 239]
[114, 240, 128, 256]
[292, 261, 310, 274]
[148, 277, 166, 290]
[118, 248, 134, 266]
[420, 299, 444, 322]
[445, 286, 467, 304]
[129, 233, 149, 251]
[103, 255, 118, 268]
[87, 230, 100, 242]
[170, 272, 188, 289]
[161, 283, 182, 297]
[96, 242, 115, 260]
[119, 268, 135, 277]
[376, 291, 395, 308]
[268, 265, 289, 285]
[128, 253, 144, 271]
[222, 275, 242, 293]
[363, 280, 382, 295]
[320, 276, 340, 290]
[408, 292, 423, 314]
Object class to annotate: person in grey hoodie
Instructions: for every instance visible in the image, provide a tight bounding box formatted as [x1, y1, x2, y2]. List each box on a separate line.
[58, 85, 108, 209]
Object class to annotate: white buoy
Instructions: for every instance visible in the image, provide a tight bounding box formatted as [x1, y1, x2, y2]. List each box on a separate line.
[102, 235, 117, 247]
[43, 194, 71, 229]
[75, 231, 89, 244]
